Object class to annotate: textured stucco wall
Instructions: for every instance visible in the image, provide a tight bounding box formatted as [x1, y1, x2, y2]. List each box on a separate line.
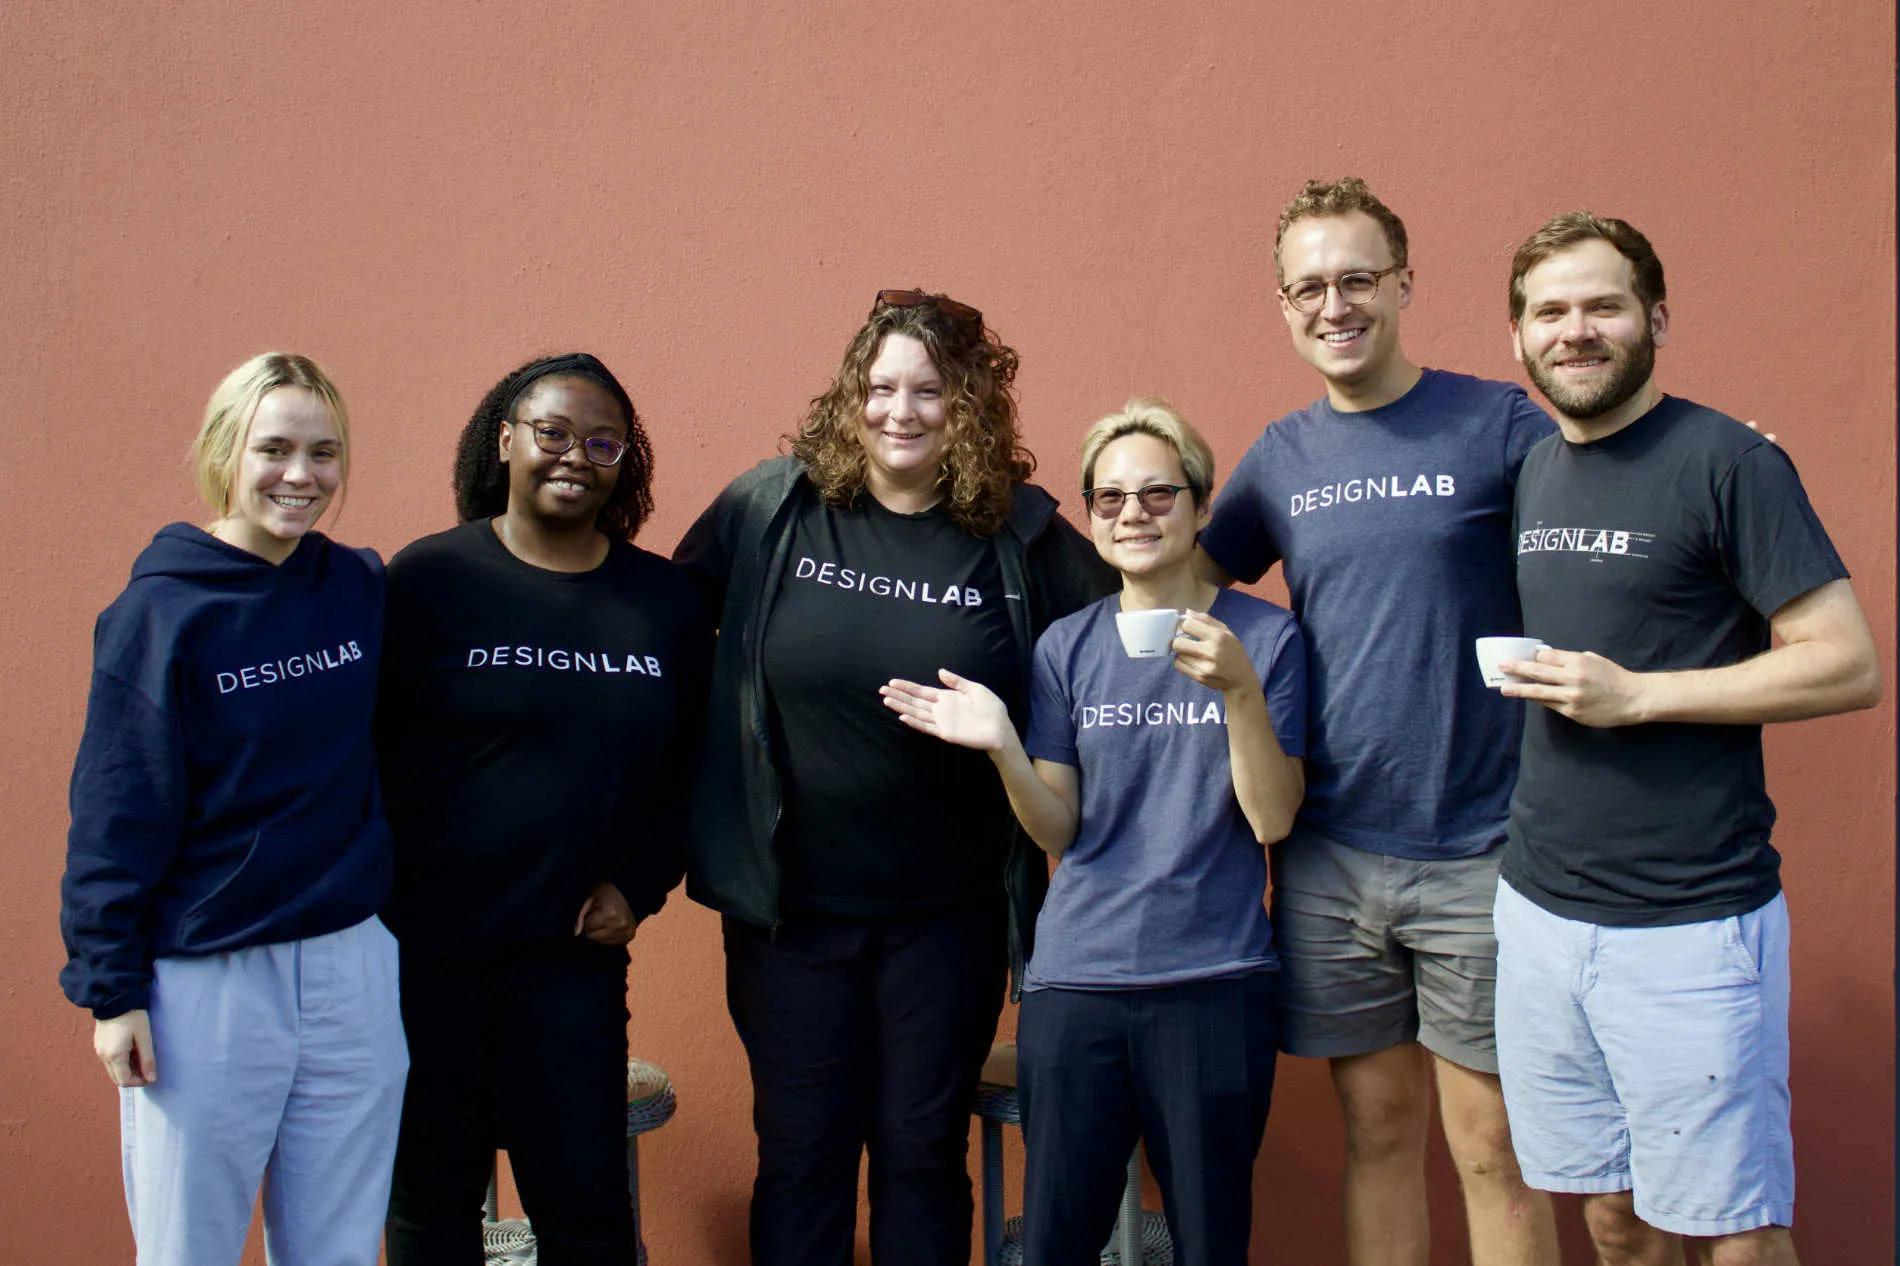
[1, 2, 1891, 1261]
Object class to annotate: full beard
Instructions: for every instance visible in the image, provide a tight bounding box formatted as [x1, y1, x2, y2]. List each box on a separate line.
[1526, 329, 1656, 420]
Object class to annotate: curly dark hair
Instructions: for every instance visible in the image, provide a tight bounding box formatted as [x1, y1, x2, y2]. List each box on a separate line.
[452, 352, 655, 541]
[788, 291, 1034, 538]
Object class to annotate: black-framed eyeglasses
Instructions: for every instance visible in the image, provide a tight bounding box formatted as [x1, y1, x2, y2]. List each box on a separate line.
[1082, 484, 1190, 519]
[1278, 264, 1406, 313]
[516, 419, 629, 467]
[872, 289, 984, 329]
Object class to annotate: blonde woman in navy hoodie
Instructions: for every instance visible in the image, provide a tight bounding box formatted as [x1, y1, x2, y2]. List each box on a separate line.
[58, 353, 406, 1266]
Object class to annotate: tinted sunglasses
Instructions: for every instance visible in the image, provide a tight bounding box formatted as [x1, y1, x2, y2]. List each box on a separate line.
[871, 289, 984, 329]
[1082, 484, 1190, 519]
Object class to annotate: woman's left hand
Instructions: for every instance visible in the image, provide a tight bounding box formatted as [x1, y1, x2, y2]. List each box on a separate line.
[575, 881, 638, 945]
[1170, 611, 1259, 696]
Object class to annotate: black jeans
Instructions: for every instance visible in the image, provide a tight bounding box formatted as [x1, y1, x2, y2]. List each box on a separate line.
[1017, 973, 1279, 1266]
[724, 899, 1008, 1266]
[385, 938, 635, 1266]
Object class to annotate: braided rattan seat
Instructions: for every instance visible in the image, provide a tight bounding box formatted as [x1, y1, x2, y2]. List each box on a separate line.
[481, 1057, 678, 1266]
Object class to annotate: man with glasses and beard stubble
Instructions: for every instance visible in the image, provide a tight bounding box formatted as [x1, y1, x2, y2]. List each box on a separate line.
[1198, 177, 1559, 1266]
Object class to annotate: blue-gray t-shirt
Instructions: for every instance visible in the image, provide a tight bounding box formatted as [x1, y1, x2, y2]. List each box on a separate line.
[1199, 369, 1554, 861]
[1022, 590, 1306, 991]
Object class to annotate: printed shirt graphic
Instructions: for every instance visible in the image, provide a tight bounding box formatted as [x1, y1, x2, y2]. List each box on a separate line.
[1023, 591, 1306, 990]
[377, 521, 711, 946]
[1506, 396, 1848, 928]
[762, 495, 1021, 916]
[1200, 369, 1554, 859]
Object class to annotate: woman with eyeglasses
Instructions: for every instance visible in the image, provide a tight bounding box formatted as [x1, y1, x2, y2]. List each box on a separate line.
[377, 352, 711, 1264]
[58, 352, 406, 1266]
[883, 399, 1307, 1266]
[674, 290, 1114, 1265]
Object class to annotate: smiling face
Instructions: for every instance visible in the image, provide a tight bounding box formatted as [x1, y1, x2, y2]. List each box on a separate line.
[497, 375, 627, 526]
[216, 386, 343, 563]
[1512, 238, 1667, 434]
[1086, 431, 1209, 581]
[858, 333, 949, 504]
[1277, 211, 1412, 400]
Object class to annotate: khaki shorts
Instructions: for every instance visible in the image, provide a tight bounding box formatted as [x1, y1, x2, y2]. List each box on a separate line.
[1269, 824, 1501, 1073]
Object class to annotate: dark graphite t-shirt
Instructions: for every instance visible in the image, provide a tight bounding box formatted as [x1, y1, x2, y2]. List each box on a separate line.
[762, 494, 1022, 918]
[1200, 369, 1555, 860]
[1506, 397, 1849, 928]
[376, 521, 712, 950]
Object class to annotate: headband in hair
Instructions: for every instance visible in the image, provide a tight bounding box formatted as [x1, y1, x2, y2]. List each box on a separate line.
[499, 352, 614, 423]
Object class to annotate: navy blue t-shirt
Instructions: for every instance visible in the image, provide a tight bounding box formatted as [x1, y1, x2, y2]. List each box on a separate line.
[1200, 369, 1555, 860]
[1022, 590, 1306, 990]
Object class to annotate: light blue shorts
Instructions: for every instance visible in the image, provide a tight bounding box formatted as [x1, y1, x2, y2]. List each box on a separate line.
[1493, 880, 1793, 1238]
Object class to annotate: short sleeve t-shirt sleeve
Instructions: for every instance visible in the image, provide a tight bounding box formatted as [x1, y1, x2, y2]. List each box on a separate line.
[1022, 590, 1305, 990]
[1199, 369, 1557, 860]
[1505, 398, 1849, 927]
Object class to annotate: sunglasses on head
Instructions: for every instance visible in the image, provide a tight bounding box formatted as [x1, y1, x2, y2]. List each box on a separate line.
[871, 289, 984, 329]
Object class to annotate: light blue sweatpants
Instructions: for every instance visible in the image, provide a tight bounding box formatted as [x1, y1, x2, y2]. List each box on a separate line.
[121, 915, 408, 1266]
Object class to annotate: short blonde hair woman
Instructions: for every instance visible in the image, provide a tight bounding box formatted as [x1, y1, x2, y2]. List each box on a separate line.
[59, 352, 405, 1265]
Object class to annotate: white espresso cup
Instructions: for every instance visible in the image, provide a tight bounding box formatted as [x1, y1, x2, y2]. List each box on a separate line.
[1474, 636, 1550, 688]
[1116, 608, 1184, 659]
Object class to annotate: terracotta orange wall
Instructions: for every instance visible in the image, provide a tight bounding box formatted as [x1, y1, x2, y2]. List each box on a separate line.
[2, 3, 1892, 1262]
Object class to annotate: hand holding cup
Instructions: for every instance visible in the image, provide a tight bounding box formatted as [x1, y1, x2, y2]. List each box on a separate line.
[1170, 610, 1258, 695]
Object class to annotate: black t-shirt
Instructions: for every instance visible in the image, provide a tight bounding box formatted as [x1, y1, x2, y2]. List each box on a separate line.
[376, 520, 712, 949]
[1505, 397, 1848, 927]
[762, 494, 1022, 917]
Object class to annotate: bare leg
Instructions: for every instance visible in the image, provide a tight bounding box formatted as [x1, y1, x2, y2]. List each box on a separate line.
[1692, 1226, 1798, 1266]
[1332, 1045, 1432, 1266]
[1433, 1056, 1558, 1265]
[1582, 1193, 1684, 1266]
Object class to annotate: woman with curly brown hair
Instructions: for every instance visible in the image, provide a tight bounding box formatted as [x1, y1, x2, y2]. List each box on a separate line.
[675, 291, 1114, 1266]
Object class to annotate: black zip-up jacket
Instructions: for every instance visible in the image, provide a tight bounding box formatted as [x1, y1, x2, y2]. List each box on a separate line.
[673, 457, 1116, 997]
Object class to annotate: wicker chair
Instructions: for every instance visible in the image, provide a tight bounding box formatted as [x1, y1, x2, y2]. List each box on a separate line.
[481, 1056, 679, 1266]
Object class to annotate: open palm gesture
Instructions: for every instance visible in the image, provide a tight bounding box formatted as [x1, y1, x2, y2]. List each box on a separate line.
[880, 669, 1012, 752]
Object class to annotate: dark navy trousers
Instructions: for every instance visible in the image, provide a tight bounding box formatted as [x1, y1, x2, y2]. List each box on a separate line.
[724, 899, 1007, 1266]
[1017, 973, 1279, 1266]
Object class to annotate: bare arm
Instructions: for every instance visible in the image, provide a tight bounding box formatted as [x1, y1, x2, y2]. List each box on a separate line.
[989, 743, 1082, 859]
[880, 671, 1081, 857]
[1500, 579, 1881, 727]
[1171, 612, 1305, 843]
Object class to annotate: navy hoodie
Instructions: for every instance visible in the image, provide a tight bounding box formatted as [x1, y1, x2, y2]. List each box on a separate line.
[59, 525, 393, 1019]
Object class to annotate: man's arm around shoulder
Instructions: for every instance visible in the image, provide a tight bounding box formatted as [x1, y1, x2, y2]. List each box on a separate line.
[1500, 578, 1882, 727]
